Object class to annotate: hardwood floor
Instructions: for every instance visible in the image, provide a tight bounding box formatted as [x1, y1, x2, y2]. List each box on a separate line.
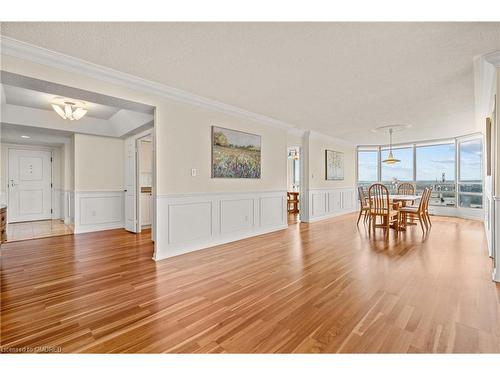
[1, 214, 499, 353]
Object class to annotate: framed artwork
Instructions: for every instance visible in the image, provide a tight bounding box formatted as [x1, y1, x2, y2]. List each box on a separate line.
[325, 149, 344, 180]
[211, 126, 261, 178]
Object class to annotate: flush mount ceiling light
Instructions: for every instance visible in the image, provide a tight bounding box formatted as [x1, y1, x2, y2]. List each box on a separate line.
[21, 135, 31, 139]
[51, 97, 88, 121]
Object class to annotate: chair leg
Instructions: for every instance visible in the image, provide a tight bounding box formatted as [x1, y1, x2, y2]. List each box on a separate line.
[426, 212, 432, 227]
[356, 209, 363, 225]
[418, 213, 425, 233]
[422, 212, 429, 230]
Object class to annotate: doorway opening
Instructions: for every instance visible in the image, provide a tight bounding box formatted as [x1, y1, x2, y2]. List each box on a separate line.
[287, 146, 301, 225]
[3, 132, 74, 242]
[138, 134, 153, 233]
[1, 71, 156, 252]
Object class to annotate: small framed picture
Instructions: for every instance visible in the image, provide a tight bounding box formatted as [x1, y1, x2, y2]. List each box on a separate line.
[325, 150, 344, 180]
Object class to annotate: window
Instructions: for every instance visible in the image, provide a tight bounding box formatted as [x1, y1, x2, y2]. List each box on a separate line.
[357, 150, 378, 188]
[458, 138, 483, 208]
[416, 143, 456, 207]
[356, 135, 483, 211]
[381, 147, 413, 182]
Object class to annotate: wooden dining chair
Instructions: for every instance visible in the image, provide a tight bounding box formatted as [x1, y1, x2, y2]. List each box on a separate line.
[356, 186, 370, 225]
[400, 187, 431, 233]
[423, 187, 432, 227]
[397, 182, 415, 195]
[368, 183, 400, 234]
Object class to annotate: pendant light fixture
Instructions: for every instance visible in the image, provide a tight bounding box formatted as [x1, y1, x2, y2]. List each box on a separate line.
[382, 128, 400, 164]
[51, 97, 88, 121]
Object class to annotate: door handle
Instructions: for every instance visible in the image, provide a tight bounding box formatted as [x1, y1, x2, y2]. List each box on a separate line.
[9, 180, 16, 188]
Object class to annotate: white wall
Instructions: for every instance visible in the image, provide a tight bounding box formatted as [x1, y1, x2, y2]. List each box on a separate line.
[301, 131, 357, 222]
[163, 100, 287, 194]
[2, 51, 354, 259]
[71, 133, 125, 233]
[308, 131, 356, 189]
[74, 133, 124, 192]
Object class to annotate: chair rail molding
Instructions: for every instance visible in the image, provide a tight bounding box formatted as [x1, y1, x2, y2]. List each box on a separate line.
[154, 190, 288, 260]
[0, 36, 298, 132]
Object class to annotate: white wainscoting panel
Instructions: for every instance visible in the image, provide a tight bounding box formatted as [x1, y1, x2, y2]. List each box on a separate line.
[493, 196, 500, 283]
[74, 191, 124, 234]
[220, 198, 254, 234]
[155, 191, 287, 260]
[305, 187, 356, 222]
[168, 201, 212, 244]
[260, 196, 285, 227]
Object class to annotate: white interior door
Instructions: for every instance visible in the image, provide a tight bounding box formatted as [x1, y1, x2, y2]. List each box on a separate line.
[8, 148, 52, 223]
[124, 137, 138, 232]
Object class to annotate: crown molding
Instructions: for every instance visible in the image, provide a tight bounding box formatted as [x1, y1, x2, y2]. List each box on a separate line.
[309, 129, 356, 147]
[0, 36, 300, 132]
[484, 50, 500, 67]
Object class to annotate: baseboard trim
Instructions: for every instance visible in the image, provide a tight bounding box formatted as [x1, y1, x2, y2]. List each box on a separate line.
[303, 209, 357, 223]
[74, 222, 124, 234]
[154, 223, 287, 261]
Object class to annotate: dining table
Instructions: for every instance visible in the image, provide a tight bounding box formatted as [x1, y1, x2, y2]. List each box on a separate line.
[366, 194, 420, 231]
[388, 194, 419, 207]
[389, 194, 420, 230]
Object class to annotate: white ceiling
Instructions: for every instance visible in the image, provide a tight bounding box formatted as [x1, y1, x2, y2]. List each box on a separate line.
[1, 22, 500, 144]
[1, 123, 72, 146]
[0, 79, 154, 139]
[2, 85, 121, 120]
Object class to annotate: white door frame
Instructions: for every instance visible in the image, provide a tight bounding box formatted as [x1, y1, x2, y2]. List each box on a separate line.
[287, 145, 302, 223]
[124, 128, 155, 243]
[5, 144, 55, 223]
[136, 133, 153, 233]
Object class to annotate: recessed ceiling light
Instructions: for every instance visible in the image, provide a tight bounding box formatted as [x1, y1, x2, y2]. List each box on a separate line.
[21, 135, 31, 139]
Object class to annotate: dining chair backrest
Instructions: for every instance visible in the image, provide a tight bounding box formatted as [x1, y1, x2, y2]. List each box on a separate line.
[368, 183, 390, 214]
[398, 182, 415, 195]
[358, 186, 368, 208]
[423, 186, 432, 212]
[418, 187, 430, 211]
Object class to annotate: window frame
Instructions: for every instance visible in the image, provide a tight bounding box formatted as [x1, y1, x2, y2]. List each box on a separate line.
[457, 137, 484, 209]
[356, 133, 484, 210]
[356, 148, 379, 183]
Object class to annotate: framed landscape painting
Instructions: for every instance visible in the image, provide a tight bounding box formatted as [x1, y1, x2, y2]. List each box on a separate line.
[212, 126, 261, 178]
[325, 149, 344, 180]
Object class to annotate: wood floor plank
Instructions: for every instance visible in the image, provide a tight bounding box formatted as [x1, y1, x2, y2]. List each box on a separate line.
[1, 214, 499, 353]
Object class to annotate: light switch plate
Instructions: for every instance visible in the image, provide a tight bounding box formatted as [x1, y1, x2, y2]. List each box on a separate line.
[191, 168, 197, 177]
